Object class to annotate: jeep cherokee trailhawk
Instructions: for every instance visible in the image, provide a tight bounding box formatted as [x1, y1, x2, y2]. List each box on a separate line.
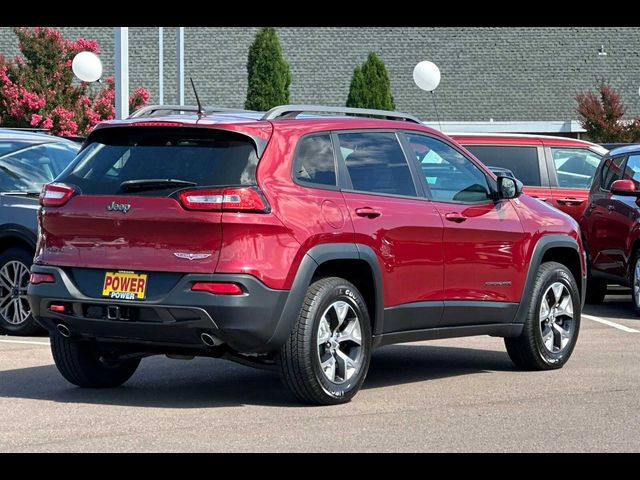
[27, 105, 586, 405]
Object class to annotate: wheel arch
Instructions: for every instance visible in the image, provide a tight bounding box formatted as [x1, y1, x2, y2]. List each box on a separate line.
[0, 224, 36, 256]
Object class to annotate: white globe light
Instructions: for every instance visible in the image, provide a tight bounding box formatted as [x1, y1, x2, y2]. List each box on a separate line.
[413, 61, 441, 92]
[72, 51, 103, 83]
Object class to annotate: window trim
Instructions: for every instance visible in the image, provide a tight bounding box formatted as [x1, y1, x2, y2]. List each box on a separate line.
[400, 131, 496, 206]
[333, 129, 423, 200]
[544, 146, 603, 190]
[290, 131, 340, 191]
[600, 155, 628, 192]
[461, 142, 548, 188]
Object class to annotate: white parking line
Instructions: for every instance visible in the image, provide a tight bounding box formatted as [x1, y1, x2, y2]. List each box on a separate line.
[0, 338, 50, 346]
[582, 314, 639, 333]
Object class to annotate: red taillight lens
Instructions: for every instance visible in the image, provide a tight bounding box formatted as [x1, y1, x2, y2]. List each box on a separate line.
[191, 282, 244, 295]
[178, 187, 269, 213]
[29, 273, 55, 285]
[40, 183, 75, 207]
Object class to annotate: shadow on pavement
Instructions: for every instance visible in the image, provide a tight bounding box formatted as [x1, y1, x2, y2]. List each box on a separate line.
[585, 290, 640, 322]
[0, 344, 514, 408]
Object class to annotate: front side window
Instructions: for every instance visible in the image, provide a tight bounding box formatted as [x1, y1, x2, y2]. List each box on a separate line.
[601, 156, 626, 191]
[550, 147, 601, 189]
[337, 132, 417, 197]
[463, 145, 541, 186]
[406, 133, 491, 203]
[623, 154, 640, 188]
[293, 134, 336, 187]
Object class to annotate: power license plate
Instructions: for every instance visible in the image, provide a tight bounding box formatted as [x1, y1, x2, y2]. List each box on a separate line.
[102, 271, 147, 300]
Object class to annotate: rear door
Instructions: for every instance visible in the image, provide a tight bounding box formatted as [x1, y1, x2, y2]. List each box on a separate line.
[336, 130, 445, 332]
[545, 145, 603, 222]
[460, 142, 551, 204]
[37, 126, 262, 274]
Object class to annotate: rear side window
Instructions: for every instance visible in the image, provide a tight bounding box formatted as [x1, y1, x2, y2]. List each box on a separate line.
[601, 156, 626, 191]
[59, 127, 258, 195]
[293, 134, 336, 187]
[550, 147, 601, 189]
[463, 145, 541, 186]
[337, 132, 416, 197]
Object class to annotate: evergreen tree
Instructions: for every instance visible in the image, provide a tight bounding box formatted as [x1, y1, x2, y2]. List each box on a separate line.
[346, 52, 395, 110]
[245, 27, 291, 111]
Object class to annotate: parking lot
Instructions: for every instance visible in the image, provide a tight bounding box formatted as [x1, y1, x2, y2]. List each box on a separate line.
[1, 289, 639, 452]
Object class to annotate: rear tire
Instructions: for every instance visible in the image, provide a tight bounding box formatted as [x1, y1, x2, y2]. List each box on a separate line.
[279, 277, 372, 405]
[505, 261, 581, 370]
[51, 334, 140, 388]
[630, 251, 640, 317]
[0, 247, 42, 336]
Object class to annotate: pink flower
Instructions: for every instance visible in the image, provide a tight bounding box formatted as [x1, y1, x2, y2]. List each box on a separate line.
[30, 113, 42, 126]
[42, 118, 53, 129]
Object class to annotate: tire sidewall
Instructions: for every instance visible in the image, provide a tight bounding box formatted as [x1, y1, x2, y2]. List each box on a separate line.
[310, 283, 371, 402]
[531, 266, 581, 367]
[631, 253, 640, 313]
[0, 247, 36, 334]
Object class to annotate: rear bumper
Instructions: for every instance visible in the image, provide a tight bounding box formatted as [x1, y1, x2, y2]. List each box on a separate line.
[27, 265, 290, 353]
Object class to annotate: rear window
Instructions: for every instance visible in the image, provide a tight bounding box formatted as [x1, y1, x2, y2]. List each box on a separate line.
[60, 127, 258, 195]
[463, 145, 541, 186]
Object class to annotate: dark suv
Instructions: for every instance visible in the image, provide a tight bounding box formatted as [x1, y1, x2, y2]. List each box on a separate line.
[580, 145, 640, 311]
[28, 105, 585, 405]
[0, 129, 79, 335]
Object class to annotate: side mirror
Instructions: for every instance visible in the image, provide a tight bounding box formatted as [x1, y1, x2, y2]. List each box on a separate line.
[497, 175, 523, 200]
[611, 179, 640, 196]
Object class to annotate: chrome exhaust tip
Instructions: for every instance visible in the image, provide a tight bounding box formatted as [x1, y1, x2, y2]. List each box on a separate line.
[57, 324, 71, 338]
[200, 332, 219, 347]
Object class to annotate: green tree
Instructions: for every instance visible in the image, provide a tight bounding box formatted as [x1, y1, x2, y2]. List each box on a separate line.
[346, 52, 395, 110]
[245, 27, 291, 111]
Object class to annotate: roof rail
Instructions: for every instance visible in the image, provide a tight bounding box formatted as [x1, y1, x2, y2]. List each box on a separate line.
[128, 105, 254, 118]
[261, 104, 422, 124]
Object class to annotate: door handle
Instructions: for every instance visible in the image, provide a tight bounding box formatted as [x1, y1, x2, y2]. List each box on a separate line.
[444, 212, 467, 223]
[556, 198, 585, 206]
[531, 196, 548, 202]
[355, 207, 381, 219]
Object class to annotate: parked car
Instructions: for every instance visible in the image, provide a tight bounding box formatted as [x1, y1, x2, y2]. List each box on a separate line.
[599, 143, 638, 151]
[487, 166, 516, 179]
[28, 105, 585, 405]
[0, 129, 80, 335]
[451, 134, 608, 222]
[580, 144, 640, 309]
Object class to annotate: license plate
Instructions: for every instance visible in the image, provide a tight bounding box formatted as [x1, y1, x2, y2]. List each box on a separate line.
[102, 271, 147, 300]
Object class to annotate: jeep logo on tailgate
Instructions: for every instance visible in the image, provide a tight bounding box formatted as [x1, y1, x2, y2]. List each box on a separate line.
[107, 201, 131, 213]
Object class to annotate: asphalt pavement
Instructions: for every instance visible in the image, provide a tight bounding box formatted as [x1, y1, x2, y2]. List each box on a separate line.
[1, 290, 638, 452]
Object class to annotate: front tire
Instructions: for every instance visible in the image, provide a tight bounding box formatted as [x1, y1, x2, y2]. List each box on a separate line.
[0, 247, 42, 336]
[505, 261, 581, 370]
[585, 276, 607, 304]
[630, 251, 640, 316]
[51, 334, 140, 388]
[279, 277, 372, 405]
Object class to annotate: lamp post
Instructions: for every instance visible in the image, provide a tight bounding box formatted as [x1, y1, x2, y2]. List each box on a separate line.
[413, 61, 442, 131]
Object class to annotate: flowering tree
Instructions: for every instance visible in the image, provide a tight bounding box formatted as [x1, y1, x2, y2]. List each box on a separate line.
[0, 27, 149, 136]
[575, 79, 640, 143]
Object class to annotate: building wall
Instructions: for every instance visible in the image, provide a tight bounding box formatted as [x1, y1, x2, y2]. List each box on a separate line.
[1, 27, 639, 122]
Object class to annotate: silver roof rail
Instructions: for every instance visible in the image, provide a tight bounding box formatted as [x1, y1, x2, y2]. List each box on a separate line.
[261, 104, 422, 124]
[128, 105, 254, 118]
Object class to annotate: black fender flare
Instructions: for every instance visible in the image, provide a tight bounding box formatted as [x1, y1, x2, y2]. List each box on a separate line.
[263, 243, 384, 351]
[0, 224, 37, 251]
[512, 235, 584, 326]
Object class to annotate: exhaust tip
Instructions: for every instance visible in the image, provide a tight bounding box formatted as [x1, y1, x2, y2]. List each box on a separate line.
[200, 332, 218, 347]
[57, 324, 71, 338]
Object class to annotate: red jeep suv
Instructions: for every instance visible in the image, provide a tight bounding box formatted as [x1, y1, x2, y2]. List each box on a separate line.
[580, 145, 640, 310]
[28, 105, 586, 405]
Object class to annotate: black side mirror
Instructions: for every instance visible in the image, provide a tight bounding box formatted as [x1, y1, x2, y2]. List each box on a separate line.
[497, 175, 523, 200]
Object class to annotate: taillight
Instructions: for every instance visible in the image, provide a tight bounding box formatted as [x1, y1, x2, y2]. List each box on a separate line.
[191, 282, 244, 295]
[178, 187, 269, 213]
[40, 183, 75, 207]
[29, 272, 55, 284]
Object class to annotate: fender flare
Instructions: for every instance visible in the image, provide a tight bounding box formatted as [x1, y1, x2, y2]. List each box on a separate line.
[0, 224, 37, 251]
[513, 235, 584, 325]
[263, 243, 384, 351]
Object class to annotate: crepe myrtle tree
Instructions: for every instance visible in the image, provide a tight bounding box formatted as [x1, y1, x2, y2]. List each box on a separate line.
[346, 52, 395, 110]
[575, 79, 640, 143]
[245, 27, 292, 111]
[0, 27, 150, 137]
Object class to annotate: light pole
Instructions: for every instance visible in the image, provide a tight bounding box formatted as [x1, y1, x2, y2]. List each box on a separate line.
[114, 27, 129, 119]
[413, 61, 442, 131]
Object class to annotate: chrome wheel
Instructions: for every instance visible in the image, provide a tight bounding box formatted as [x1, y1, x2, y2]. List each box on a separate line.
[0, 260, 31, 325]
[316, 300, 363, 384]
[539, 282, 574, 353]
[634, 258, 640, 307]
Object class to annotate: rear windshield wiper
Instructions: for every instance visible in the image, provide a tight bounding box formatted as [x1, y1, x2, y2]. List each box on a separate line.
[119, 179, 197, 192]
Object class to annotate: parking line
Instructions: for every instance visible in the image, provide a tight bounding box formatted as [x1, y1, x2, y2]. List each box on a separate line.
[582, 314, 639, 333]
[0, 338, 50, 346]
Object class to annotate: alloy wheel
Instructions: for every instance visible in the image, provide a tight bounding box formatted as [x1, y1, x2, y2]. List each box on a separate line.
[0, 260, 31, 325]
[539, 282, 575, 353]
